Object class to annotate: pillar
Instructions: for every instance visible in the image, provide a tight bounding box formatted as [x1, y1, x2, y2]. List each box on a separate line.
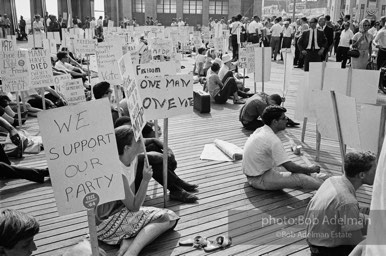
[253, 0, 262, 18]
[144, 0, 157, 20]
[228, 0, 241, 18]
[120, 0, 132, 20]
[176, 0, 183, 20]
[202, 0, 209, 26]
[30, 0, 44, 18]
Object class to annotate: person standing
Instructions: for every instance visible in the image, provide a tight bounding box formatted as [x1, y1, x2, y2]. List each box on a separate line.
[270, 18, 282, 61]
[229, 14, 243, 61]
[248, 16, 262, 44]
[319, 16, 334, 61]
[3, 14, 10, 37]
[281, 21, 294, 52]
[336, 22, 354, 68]
[297, 17, 327, 71]
[351, 19, 373, 69]
[19, 16, 27, 40]
[374, 16, 386, 69]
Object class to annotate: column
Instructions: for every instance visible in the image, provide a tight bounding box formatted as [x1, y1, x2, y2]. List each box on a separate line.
[120, 0, 132, 20]
[176, 0, 183, 20]
[202, 0, 209, 26]
[228, 0, 241, 18]
[254, 0, 262, 18]
[145, 0, 157, 20]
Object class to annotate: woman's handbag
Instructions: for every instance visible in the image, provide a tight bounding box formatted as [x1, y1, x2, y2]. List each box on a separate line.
[347, 48, 360, 58]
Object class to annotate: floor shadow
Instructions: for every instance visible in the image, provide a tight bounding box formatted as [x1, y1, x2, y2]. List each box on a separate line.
[192, 110, 213, 118]
[0, 179, 52, 200]
[211, 102, 243, 111]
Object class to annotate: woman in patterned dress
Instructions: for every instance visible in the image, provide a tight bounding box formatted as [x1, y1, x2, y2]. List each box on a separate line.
[95, 125, 179, 256]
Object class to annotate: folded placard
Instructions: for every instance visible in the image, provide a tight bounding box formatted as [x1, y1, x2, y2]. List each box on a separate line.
[214, 139, 243, 161]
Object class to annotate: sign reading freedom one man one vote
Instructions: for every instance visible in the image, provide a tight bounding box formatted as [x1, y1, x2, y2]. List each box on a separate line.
[137, 74, 193, 120]
[38, 99, 125, 215]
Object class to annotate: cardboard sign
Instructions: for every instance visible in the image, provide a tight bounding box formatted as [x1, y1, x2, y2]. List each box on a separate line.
[359, 105, 383, 152]
[54, 74, 72, 93]
[140, 50, 152, 64]
[28, 49, 55, 89]
[37, 99, 125, 215]
[213, 37, 224, 52]
[239, 48, 247, 68]
[28, 33, 44, 48]
[150, 38, 173, 57]
[135, 62, 176, 79]
[118, 53, 136, 87]
[108, 20, 114, 28]
[254, 47, 271, 82]
[0, 50, 31, 92]
[96, 42, 123, 84]
[246, 44, 260, 74]
[62, 78, 86, 105]
[137, 74, 193, 120]
[0, 39, 16, 51]
[74, 39, 97, 55]
[125, 79, 146, 141]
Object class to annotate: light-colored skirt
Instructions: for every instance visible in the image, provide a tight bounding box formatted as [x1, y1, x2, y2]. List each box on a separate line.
[97, 207, 179, 245]
[351, 50, 369, 69]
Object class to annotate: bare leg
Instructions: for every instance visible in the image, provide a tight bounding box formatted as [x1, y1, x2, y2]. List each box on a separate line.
[122, 220, 177, 256]
[116, 238, 134, 256]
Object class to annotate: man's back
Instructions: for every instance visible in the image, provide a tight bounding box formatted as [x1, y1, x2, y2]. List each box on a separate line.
[239, 93, 267, 123]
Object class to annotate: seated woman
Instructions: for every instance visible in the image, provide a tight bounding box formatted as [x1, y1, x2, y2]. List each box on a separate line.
[0, 209, 40, 256]
[95, 125, 179, 256]
[205, 62, 245, 104]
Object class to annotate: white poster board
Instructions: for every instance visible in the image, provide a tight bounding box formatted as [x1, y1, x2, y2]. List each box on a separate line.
[74, 39, 97, 55]
[137, 74, 193, 120]
[37, 99, 125, 215]
[62, 78, 86, 105]
[359, 105, 382, 153]
[149, 38, 174, 58]
[313, 90, 338, 140]
[96, 42, 123, 84]
[254, 47, 271, 82]
[28, 49, 55, 89]
[54, 74, 72, 93]
[135, 62, 176, 79]
[351, 69, 379, 104]
[125, 79, 146, 141]
[0, 39, 16, 51]
[0, 50, 31, 92]
[246, 44, 259, 74]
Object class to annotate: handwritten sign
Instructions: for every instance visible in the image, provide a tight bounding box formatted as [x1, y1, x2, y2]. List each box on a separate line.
[0, 50, 31, 92]
[246, 44, 260, 74]
[137, 74, 193, 120]
[125, 79, 146, 141]
[254, 47, 271, 82]
[28, 49, 55, 89]
[149, 38, 173, 58]
[239, 48, 247, 68]
[54, 74, 72, 93]
[135, 62, 176, 79]
[96, 42, 123, 84]
[62, 79, 86, 105]
[74, 39, 97, 55]
[37, 99, 125, 215]
[0, 39, 16, 52]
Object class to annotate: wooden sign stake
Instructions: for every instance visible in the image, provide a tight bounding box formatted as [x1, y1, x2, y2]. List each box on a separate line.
[314, 62, 326, 160]
[163, 118, 169, 208]
[282, 49, 288, 106]
[86, 209, 100, 256]
[154, 120, 159, 139]
[330, 90, 346, 173]
[15, 91, 22, 128]
[262, 46, 265, 93]
[41, 89, 46, 110]
[114, 85, 122, 117]
[377, 106, 386, 159]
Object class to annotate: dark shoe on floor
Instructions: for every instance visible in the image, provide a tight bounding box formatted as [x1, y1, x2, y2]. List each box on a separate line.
[243, 88, 250, 92]
[170, 190, 198, 203]
[176, 179, 198, 192]
[37, 168, 50, 177]
[287, 118, 300, 127]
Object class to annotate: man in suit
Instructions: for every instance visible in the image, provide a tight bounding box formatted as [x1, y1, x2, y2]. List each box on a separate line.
[319, 16, 334, 61]
[297, 17, 327, 71]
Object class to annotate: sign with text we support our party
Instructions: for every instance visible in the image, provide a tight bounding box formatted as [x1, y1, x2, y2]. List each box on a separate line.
[96, 42, 123, 84]
[137, 74, 193, 120]
[38, 99, 124, 215]
[0, 50, 31, 92]
[28, 49, 55, 89]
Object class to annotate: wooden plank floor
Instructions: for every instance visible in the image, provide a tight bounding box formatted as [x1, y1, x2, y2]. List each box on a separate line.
[0, 55, 380, 256]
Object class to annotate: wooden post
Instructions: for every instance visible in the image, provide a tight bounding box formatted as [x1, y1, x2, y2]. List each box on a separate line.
[262, 46, 265, 93]
[86, 209, 100, 256]
[15, 91, 22, 128]
[301, 117, 307, 142]
[315, 62, 326, 161]
[163, 118, 168, 208]
[41, 89, 46, 110]
[377, 106, 386, 159]
[154, 120, 159, 139]
[114, 85, 122, 117]
[282, 49, 288, 104]
[330, 90, 346, 173]
[20, 93, 27, 113]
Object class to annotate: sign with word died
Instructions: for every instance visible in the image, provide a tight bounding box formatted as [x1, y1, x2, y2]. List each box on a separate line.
[74, 39, 97, 55]
[28, 49, 55, 89]
[137, 74, 194, 120]
[0, 50, 31, 92]
[62, 78, 86, 105]
[96, 42, 123, 84]
[38, 99, 124, 215]
[135, 62, 176, 79]
[126, 79, 146, 141]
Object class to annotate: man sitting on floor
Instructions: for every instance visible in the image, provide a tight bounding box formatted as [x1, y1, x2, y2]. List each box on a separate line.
[304, 151, 375, 256]
[242, 105, 325, 191]
[239, 92, 299, 131]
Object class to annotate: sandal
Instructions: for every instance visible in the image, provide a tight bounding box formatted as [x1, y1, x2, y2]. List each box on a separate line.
[10, 132, 21, 146]
[233, 99, 245, 104]
[179, 236, 209, 248]
[204, 236, 232, 252]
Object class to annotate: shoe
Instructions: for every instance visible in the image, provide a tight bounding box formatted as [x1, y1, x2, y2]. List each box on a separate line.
[233, 99, 246, 104]
[10, 133, 21, 146]
[243, 88, 250, 92]
[286, 118, 300, 127]
[37, 168, 50, 177]
[175, 179, 198, 192]
[12, 118, 27, 127]
[170, 190, 198, 203]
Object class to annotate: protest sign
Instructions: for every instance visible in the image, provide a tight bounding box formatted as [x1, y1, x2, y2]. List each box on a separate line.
[74, 39, 97, 55]
[140, 50, 152, 64]
[135, 62, 176, 79]
[47, 31, 61, 44]
[61, 78, 86, 105]
[123, 43, 138, 53]
[28, 49, 55, 89]
[0, 39, 16, 51]
[137, 74, 193, 120]
[118, 52, 136, 86]
[96, 42, 123, 84]
[149, 38, 173, 58]
[246, 44, 259, 74]
[28, 33, 44, 48]
[0, 50, 31, 92]
[38, 99, 125, 215]
[254, 47, 271, 82]
[125, 79, 146, 141]
[213, 37, 224, 52]
[54, 74, 72, 93]
[239, 48, 247, 68]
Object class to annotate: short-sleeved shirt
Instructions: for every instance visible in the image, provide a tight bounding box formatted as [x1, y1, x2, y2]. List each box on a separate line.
[282, 26, 294, 38]
[248, 20, 260, 34]
[305, 176, 364, 247]
[239, 93, 268, 124]
[374, 28, 386, 48]
[206, 73, 222, 98]
[339, 29, 354, 47]
[242, 125, 290, 176]
[271, 23, 283, 37]
[55, 61, 74, 73]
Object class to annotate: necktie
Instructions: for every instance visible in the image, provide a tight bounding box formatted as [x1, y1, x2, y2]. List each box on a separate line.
[311, 29, 315, 50]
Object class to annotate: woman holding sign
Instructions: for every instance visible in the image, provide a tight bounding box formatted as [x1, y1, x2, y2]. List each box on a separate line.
[95, 126, 179, 256]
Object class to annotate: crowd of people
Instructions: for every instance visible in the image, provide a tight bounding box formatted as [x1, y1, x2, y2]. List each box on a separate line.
[0, 10, 381, 256]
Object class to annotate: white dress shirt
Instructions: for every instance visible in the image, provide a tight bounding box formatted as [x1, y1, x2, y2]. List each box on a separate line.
[339, 29, 354, 47]
[307, 29, 320, 50]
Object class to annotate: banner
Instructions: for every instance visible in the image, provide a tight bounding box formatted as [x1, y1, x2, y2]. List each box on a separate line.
[38, 99, 125, 215]
[137, 74, 193, 120]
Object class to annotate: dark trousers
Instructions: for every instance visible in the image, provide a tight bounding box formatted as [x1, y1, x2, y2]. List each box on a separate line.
[377, 48, 386, 69]
[294, 37, 300, 65]
[0, 146, 45, 183]
[231, 35, 239, 61]
[242, 119, 264, 131]
[248, 34, 259, 44]
[212, 71, 238, 104]
[304, 49, 322, 72]
[336, 46, 349, 68]
[309, 244, 355, 256]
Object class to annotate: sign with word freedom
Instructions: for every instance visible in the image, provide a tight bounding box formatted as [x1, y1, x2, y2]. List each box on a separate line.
[137, 74, 194, 120]
[38, 99, 124, 215]
[0, 50, 31, 92]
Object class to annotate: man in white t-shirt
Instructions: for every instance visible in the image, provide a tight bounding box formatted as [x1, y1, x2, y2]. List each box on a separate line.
[270, 18, 283, 60]
[248, 16, 263, 44]
[243, 105, 326, 191]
